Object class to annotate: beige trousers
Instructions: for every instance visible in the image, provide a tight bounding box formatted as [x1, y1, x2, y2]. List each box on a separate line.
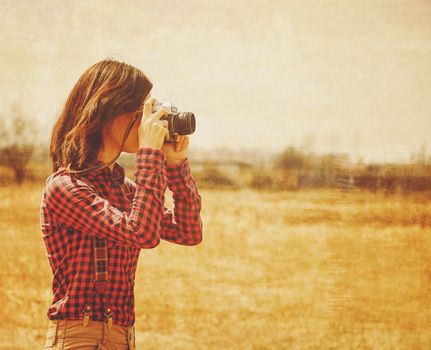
[43, 319, 136, 350]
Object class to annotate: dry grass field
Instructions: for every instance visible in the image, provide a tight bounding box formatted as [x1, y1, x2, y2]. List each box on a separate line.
[0, 182, 431, 349]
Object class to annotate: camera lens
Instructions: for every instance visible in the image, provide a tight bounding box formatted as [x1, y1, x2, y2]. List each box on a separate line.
[174, 112, 195, 135]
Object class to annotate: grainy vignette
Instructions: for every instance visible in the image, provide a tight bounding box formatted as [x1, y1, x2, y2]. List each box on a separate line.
[1, 0, 431, 349]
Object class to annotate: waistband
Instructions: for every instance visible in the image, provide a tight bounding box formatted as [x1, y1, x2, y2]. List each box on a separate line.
[46, 319, 135, 346]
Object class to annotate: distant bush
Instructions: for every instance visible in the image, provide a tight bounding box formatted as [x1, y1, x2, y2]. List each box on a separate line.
[249, 171, 273, 190]
[401, 175, 431, 192]
[193, 165, 237, 189]
[353, 164, 431, 194]
[275, 146, 306, 171]
[0, 105, 38, 184]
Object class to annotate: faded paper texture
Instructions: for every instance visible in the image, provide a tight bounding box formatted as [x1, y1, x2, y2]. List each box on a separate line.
[0, 1, 430, 349]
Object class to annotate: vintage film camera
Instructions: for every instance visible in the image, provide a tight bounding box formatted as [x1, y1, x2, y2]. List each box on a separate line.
[151, 102, 196, 143]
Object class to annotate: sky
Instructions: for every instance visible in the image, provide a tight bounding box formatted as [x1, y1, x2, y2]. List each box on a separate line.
[1, 0, 430, 163]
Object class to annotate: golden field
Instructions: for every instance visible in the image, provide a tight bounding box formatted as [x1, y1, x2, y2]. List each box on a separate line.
[0, 183, 431, 349]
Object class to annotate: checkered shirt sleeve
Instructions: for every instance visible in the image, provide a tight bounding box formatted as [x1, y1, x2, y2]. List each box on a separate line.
[44, 147, 174, 248]
[124, 156, 203, 245]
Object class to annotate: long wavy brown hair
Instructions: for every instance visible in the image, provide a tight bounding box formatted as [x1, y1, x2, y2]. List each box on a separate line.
[49, 58, 153, 172]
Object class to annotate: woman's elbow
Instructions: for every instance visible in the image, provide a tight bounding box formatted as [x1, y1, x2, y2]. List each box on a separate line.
[188, 235, 202, 246]
[187, 223, 203, 246]
[138, 236, 161, 249]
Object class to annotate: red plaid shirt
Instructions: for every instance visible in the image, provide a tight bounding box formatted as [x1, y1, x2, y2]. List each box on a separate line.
[39, 147, 203, 327]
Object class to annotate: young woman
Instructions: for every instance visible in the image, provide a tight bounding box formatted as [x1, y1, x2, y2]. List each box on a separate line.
[40, 58, 203, 349]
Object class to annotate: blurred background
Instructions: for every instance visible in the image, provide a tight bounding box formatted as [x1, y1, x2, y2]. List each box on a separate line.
[1, 1, 430, 349]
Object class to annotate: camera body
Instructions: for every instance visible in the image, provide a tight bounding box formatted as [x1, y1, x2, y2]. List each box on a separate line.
[151, 102, 196, 143]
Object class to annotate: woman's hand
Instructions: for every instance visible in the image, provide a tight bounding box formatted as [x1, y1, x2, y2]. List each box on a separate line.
[162, 135, 189, 165]
[138, 98, 169, 150]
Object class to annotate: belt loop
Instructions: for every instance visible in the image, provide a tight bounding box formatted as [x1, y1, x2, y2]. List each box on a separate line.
[63, 319, 68, 341]
[127, 326, 136, 349]
[51, 319, 59, 346]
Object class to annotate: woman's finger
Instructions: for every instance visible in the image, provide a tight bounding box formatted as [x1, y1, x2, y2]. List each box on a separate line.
[174, 136, 182, 150]
[182, 136, 189, 150]
[178, 136, 187, 151]
[143, 98, 157, 118]
[154, 119, 169, 128]
[173, 136, 180, 151]
[184, 136, 189, 148]
[150, 107, 168, 122]
[155, 124, 169, 138]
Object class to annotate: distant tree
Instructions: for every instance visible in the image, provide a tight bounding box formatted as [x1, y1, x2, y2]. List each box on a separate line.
[275, 146, 305, 171]
[273, 146, 308, 190]
[410, 143, 429, 166]
[0, 105, 38, 183]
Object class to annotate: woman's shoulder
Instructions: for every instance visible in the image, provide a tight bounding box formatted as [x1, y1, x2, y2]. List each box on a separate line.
[43, 167, 96, 198]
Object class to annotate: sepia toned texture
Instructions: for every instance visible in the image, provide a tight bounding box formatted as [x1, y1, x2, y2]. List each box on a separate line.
[1, 1, 430, 349]
[0, 184, 430, 349]
[1, 0, 430, 162]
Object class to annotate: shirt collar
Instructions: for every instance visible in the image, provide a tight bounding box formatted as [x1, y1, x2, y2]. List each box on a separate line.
[83, 159, 126, 185]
